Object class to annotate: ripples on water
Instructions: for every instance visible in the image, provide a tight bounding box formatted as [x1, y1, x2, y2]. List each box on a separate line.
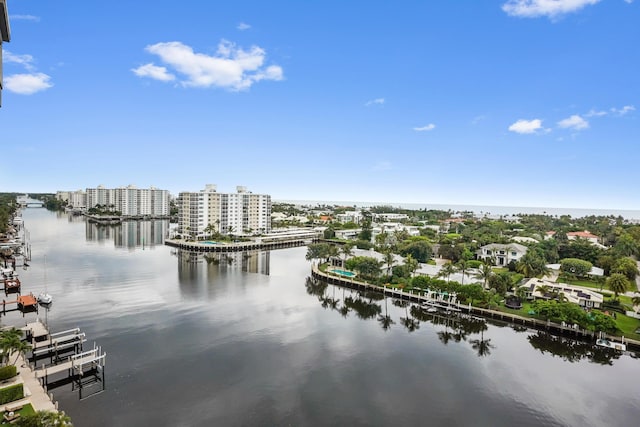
[5, 209, 639, 426]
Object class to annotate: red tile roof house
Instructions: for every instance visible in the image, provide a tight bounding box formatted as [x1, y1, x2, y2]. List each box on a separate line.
[545, 230, 601, 245]
[566, 231, 600, 245]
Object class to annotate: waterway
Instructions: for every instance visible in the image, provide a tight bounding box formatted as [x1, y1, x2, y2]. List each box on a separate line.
[6, 208, 640, 426]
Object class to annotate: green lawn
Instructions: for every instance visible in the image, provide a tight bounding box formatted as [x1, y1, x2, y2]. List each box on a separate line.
[614, 313, 640, 341]
[557, 275, 640, 293]
[556, 276, 603, 290]
[0, 403, 35, 425]
[497, 302, 536, 317]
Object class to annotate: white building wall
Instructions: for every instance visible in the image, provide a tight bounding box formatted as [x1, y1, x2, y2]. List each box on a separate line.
[69, 190, 87, 209]
[177, 185, 271, 238]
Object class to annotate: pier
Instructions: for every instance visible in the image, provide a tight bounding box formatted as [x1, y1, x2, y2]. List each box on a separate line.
[165, 237, 313, 253]
[1, 293, 39, 315]
[311, 264, 640, 351]
[23, 320, 106, 399]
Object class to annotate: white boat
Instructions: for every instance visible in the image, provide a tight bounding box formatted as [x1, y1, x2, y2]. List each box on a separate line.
[1, 267, 15, 277]
[38, 292, 53, 305]
[596, 333, 626, 351]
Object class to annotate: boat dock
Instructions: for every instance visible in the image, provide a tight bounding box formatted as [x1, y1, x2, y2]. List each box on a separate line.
[34, 346, 106, 379]
[311, 263, 640, 351]
[23, 320, 106, 398]
[1, 293, 39, 315]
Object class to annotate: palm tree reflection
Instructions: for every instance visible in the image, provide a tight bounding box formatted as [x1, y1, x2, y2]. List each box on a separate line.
[378, 295, 395, 331]
[469, 329, 495, 357]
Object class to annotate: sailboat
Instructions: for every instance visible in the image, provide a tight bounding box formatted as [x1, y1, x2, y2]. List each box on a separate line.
[38, 255, 53, 305]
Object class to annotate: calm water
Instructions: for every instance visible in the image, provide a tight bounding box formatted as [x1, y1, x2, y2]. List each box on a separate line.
[6, 208, 640, 427]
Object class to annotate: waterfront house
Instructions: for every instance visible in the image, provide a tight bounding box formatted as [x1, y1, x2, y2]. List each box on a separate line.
[567, 230, 600, 244]
[520, 278, 603, 309]
[477, 243, 527, 266]
[334, 229, 361, 240]
[336, 211, 362, 224]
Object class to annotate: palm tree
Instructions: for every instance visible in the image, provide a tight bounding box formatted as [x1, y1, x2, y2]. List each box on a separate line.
[607, 273, 629, 301]
[340, 242, 354, 267]
[632, 294, 640, 313]
[536, 284, 551, 299]
[474, 263, 493, 289]
[516, 251, 549, 278]
[11, 340, 31, 365]
[404, 254, 419, 278]
[438, 263, 457, 283]
[383, 249, 395, 277]
[0, 328, 23, 365]
[456, 259, 470, 285]
[502, 245, 513, 266]
[204, 223, 215, 239]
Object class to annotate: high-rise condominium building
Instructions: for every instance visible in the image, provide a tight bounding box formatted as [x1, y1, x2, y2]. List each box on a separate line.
[59, 185, 169, 216]
[177, 185, 271, 238]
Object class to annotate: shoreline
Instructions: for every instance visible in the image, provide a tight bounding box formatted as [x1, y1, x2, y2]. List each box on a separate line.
[310, 263, 640, 351]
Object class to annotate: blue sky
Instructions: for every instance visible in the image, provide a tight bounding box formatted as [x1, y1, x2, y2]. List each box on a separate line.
[1, 0, 638, 209]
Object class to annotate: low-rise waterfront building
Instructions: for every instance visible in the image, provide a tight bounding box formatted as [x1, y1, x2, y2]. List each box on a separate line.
[520, 278, 603, 309]
[477, 243, 527, 266]
[336, 210, 362, 224]
[373, 213, 409, 222]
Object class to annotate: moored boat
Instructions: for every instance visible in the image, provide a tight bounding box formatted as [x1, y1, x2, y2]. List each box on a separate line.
[596, 332, 626, 351]
[37, 292, 53, 305]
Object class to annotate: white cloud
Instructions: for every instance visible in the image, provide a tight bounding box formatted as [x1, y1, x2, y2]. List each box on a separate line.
[557, 114, 589, 130]
[4, 51, 35, 71]
[502, 0, 600, 18]
[585, 109, 607, 117]
[365, 98, 385, 106]
[131, 63, 176, 82]
[4, 73, 53, 94]
[624, 0, 633, 3]
[508, 119, 543, 134]
[237, 22, 251, 31]
[9, 14, 40, 22]
[611, 105, 635, 115]
[413, 124, 436, 132]
[135, 40, 283, 91]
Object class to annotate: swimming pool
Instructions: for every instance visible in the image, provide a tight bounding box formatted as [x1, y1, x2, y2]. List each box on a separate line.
[330, 269, 356, 277]
[201, 241, 220, 245]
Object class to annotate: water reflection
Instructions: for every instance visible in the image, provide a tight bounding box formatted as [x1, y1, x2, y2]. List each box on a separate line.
[308, 278, 498, 357]
[309, 279, 640, 365]
[527, 331, 624, 365]
[176, 250, 270, 276]
[85, 219, 169, 250]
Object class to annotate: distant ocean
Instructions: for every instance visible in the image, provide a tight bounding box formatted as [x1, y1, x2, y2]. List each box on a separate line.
[276, 200, 640, 220]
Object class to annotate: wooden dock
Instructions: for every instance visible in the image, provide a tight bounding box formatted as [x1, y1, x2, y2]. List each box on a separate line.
[1, 277, 21, 293]
[1, 293, 39, 315]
